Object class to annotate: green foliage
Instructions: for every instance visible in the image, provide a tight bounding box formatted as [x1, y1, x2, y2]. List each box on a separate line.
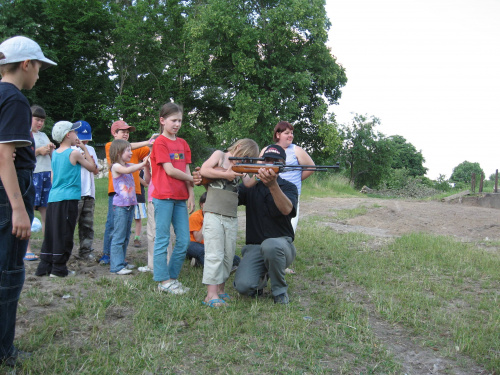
[184, 0, 346, 158]
[1, 0, 346, 161]
[337, 113, 394, 189]
[450, 161, 484, 184]
[387, 135, 427, 176]
[433, 174, 452, 192]
[0, 0, 117, 141]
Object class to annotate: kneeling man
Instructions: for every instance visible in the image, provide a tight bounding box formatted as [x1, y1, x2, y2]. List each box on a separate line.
[233, 145, 298, 304]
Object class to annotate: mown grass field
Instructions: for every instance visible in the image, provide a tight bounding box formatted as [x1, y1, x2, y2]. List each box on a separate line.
[7, 175, 499, 374]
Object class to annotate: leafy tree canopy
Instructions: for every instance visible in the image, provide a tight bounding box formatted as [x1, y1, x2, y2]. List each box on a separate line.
[337, 114, 394, 188]
[450, 161, 484, 184]
[1, 0, 346, 165]
[387, 135, 427, 177]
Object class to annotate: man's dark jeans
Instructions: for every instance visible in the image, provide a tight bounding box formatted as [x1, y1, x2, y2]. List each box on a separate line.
[0, 169, 34, 360]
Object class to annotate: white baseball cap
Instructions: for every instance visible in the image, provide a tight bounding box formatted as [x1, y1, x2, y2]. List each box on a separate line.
[52, 121, 81, 143]
[0, 36, 57, 70]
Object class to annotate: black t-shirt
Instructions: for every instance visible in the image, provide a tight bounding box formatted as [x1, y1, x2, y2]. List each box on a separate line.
[238, 177, 298, 245]
[0, 82, 36, 170]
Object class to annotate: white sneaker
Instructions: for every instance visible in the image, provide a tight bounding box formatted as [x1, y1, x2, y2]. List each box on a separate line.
[138, 265, 153, 273]
[172, 279, 190, 293]
[125, 263, 136, 270]
[50, 270, 76, 278]
[116, 268, 132, 275]
[158, 280, 188, 295]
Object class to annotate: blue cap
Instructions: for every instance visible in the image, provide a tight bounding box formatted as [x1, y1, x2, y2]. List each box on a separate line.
[75, 120, 92, 141]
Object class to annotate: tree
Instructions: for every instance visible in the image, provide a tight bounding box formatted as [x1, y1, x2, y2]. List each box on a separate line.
[184, 0, 346, 160]
[337, 114, 395, 188]
[387, 135, 427, 177]
[450, 161, 484, 184]
[1, 0, 346, 164]
[0, 0, 117, 141]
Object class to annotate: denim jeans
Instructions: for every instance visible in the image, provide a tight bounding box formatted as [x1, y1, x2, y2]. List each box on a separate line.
[102, 194, 115, 256]
[110, 205, 134, 273]
[187, 241, 240, 267]
[153, 198, 189, 282]
[187, 241, 205, 264]
[0, 169, 34, 360]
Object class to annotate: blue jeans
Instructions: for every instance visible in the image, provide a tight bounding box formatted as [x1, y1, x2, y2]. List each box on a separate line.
[102, 194, 115, 256]
[110, 205, 134, 273]
[0, 169, 34, 360]
[153, 198, 189, 282]
[187, 241, 240, 267]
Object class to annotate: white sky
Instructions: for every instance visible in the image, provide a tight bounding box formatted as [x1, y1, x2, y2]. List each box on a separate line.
[325, 0, 500, 179]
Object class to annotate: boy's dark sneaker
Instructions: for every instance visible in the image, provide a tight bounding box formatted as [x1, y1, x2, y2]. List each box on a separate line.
[273, 292, 290, 305]
[1, 348, 31, 367]
[98, 254, 110, 265]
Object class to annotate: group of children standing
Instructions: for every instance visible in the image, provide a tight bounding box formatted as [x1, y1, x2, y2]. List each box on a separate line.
[1, 35, 265, 315]
[30, 102, 262, 308]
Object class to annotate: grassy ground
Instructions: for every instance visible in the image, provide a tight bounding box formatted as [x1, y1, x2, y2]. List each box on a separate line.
[7, 175, 499, 374]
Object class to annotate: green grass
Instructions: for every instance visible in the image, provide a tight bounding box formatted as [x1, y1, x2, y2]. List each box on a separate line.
[10, 174, 499, 374]
[301, 173, 362, 199]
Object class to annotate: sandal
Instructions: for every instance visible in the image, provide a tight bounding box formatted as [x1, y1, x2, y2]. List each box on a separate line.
[218, 293, 231, 301]
[24, 252, 39, 261]
[202, 298, 228, 308]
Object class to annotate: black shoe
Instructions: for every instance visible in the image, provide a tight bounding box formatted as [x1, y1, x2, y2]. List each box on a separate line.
[1, 348, 31, 367]
[273, 292, 290, 304]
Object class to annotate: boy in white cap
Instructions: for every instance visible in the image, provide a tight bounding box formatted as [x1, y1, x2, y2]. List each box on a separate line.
[35, 121, 97, 278]
[0, 36, 56, 367]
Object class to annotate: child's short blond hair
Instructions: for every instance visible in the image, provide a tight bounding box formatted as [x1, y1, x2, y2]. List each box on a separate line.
[227, 138, 259, 159]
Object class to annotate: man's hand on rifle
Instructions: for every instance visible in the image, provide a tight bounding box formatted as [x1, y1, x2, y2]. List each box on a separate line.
[256, 167, 278, 187]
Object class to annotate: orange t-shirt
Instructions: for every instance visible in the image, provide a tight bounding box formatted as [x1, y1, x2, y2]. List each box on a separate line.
[106, 142, 150, 195]
[189, 209, 204, 244]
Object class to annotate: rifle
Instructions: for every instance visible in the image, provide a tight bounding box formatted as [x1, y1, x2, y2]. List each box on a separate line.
[194, 157, 339, 187]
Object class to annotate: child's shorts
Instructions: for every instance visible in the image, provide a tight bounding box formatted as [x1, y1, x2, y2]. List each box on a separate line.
[33, 171, 52, 208]
[134, 202, 147, 220]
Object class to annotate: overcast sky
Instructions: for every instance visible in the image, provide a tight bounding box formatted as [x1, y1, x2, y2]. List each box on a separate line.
[324, 0, 500, 179]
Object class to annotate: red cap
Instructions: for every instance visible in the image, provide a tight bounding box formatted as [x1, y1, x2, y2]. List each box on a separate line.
[111, 120, 136, 135]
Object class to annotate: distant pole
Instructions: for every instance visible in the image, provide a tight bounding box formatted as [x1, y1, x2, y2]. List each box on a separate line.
[471, 173, 476, 193]
[495, 170, 498, 193]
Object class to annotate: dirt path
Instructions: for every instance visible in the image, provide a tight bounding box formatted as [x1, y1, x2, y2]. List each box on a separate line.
[20, 197, 499, 374]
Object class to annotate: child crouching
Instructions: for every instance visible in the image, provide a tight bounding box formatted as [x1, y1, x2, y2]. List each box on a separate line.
[109, 139, 149, 275]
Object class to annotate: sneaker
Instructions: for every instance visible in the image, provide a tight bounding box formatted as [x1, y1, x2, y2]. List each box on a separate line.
[99, 254, 110, 265]
[124, 262, 136, 270]
[158, 280, 189, 295]
[1, 348, 31, 367]
[116, 268, 132, 275]
[230, 265, 238, 274]
[138, 265, 153, 273]
[273, 292, 290, 305]
[134, 239, 141, 248]
[172, 279, 190, 293]
[190, 257, 197, 267]
[50, 270, 76, 278]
